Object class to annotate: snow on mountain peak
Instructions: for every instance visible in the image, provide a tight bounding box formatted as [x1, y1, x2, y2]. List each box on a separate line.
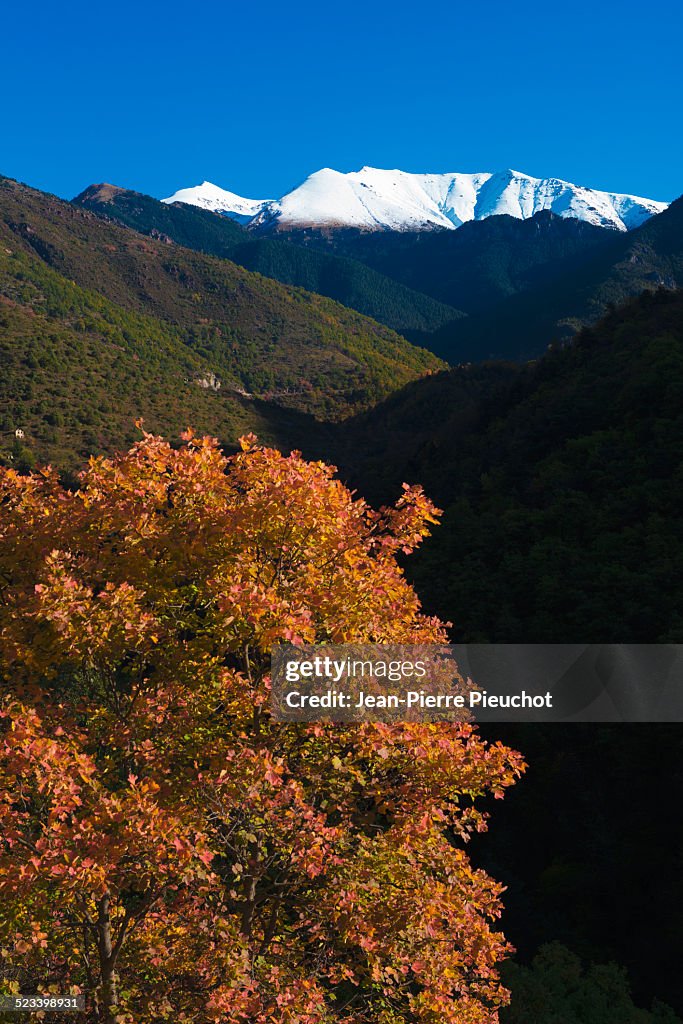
[162, 181, 274, 223]
[162, 168, 668, 233]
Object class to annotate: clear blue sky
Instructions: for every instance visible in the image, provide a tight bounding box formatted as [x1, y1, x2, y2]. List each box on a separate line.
[2, 0, 681, 203]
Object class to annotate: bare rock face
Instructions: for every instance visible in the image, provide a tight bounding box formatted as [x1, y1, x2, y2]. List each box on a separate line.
[194, 371, 221, 391]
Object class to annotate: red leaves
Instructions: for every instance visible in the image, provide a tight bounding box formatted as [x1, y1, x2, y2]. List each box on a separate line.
[0, 429, 524, 1024]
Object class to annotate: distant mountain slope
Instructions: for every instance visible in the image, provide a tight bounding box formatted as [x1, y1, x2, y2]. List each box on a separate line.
[0, 175, 444, 420]
[164, 167, 667, 232]
[215, 239, 464, 335]
[162, 180, 270, 223]
[425, 193, 683, 362]
[333, 287, 683, 642]
[77, 179, 683, 367]
[583, 192, 683, 310]
[296, 197, 683, 362]
[291, 211, 614, 313]
[0, 246, 329, 470]
[74, 182, 248, 250]
[73, 183, 465, 335]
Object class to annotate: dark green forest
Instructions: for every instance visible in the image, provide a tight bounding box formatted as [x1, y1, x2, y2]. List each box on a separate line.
[278, 212, 614, 312]
[500, 941, 681, 1024]
[336, 288, 683, 642]
[482, 724, 683, 1019]
[278, 196, 683, 360]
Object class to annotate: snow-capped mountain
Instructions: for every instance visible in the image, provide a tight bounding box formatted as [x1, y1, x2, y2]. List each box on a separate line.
[161, 181, 270, 224]
[162, 167, 667, 233]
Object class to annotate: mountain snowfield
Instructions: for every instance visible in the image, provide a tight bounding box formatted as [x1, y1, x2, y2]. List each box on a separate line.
[162, 167, 668, 233]
[162, 181, 270, 223]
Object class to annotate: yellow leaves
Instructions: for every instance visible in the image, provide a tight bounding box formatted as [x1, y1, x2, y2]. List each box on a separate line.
[0, 428, 524, 1023]
[239, 432, 259, 452]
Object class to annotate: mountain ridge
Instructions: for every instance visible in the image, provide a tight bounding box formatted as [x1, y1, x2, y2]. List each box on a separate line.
[0, 174, 444, 428]
[279, 195, 683, 362]
[163, 166, 668, 233]
[75, 178, 683, 365]
[72, 182, 466, 336]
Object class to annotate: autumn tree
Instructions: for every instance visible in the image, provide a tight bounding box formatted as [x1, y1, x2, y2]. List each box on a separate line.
[0, 430, 524, 1023]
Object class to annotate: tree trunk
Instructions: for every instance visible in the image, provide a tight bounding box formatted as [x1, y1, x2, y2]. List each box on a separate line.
[240, 875, 257, 939]
[97, 895, 118, 1018]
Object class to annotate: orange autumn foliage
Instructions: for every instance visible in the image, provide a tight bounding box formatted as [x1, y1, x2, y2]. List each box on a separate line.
[0, 429, 524, 1023]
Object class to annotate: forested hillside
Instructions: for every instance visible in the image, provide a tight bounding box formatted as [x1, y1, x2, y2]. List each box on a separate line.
[335, 287, 683, 641]
[424, 194, 683, 362]
[0, 175, 444, 472]
[0, 245, 333, 469]
[309, 288, 683, 1016]
[283, 199, 683, 361]
[483, 723, 683, 1018]
[73, 184, 464, 335]
[73, 181, 683, 366]
[286, 212, 613, 312]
